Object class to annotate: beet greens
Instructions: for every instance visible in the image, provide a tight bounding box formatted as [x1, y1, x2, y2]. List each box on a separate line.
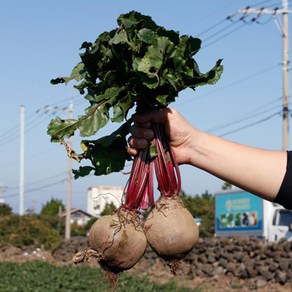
[48, 11, 223, 281]
[47, 10, 223, 181]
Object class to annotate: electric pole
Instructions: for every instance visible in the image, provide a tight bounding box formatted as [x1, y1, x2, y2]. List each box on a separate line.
[239, 0, 291, 150]
[19, 105, 25, 215]
[282, 0, 289, 150]
[40, 98, 73, 240]
[0, 183, 6, 204]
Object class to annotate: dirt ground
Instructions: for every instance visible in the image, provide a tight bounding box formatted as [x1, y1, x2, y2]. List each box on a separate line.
[130, 255, 292, 292]
[0, 245, 291, 292]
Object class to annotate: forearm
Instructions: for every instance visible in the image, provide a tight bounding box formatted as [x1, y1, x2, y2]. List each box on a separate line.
[189, 130, 287, 201]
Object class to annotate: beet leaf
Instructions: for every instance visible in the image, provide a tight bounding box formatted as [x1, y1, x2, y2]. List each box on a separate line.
[47, 10, 223, 177]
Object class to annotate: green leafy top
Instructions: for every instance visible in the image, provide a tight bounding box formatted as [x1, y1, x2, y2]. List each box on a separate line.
[47, 11, 223, 178]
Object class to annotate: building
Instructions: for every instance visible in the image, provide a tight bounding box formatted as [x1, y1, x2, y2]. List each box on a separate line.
[87, 185, 124, 217]
[59, 208, 93, 226]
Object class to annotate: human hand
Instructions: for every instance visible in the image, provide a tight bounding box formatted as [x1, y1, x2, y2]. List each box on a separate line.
[127, 108, 197, 165]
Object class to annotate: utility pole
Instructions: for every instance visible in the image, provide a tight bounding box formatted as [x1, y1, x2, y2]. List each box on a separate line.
[282, 0, 289, 150]
[39, 98, 73, 240]
[0, 182, 6, 204]
[19, 105, 25, 215]
[65, 97, 74, 240]
[239, 0, 291, 150]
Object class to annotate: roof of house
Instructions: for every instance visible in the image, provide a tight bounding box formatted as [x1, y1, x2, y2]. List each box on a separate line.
[59, 208, 94, 218]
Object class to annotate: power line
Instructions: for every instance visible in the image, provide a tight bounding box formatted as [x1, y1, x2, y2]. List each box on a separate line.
[238, 0, 290, 150]
[255, 0, 281, 6]
[25, 178, 67, 194]
[0, 110, 49, 148]
[0, 1, 283, 150]
[0, 96, 86, 149]
[203, 22, 247, 49]
[186, 1, 284, 49]
[206, 99, 283, 134]
[25, 171, 68, 188]
[219, 111, 281, 137]
[180, 0, 237, 33]
[177, 63, 281, 107]
[202, 19, 241, 43]
[3, 178, 67, 199]
[194, 10, 249, 48]
[2, 1, 290, 203]
[196, 18, 228, 38]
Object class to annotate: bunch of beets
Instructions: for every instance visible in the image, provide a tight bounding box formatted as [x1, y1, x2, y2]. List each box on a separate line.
[47, 10, 223, 287]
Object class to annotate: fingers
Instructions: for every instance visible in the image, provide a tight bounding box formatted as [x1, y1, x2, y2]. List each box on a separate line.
[127, 135, 149, 156]
[131, 124, 154, 140]
[127, 108, 175, 156]
[127, 123, 155, 156]
[132, 108, 172, 124]
[127, 143, 139, 156]
[127, 125, 153, 149]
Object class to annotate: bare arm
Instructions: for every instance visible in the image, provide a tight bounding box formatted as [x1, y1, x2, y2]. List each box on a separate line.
[188, 130, 287, 201]
[128, 108, 287, 202]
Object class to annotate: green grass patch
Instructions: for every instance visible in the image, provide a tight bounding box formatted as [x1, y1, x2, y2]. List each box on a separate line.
[0, 261, 195, 291]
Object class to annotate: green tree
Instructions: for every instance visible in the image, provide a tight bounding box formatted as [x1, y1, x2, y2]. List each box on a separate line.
[180, 190, 215, 237]
[0, 203, 12, 216]
[84, 216, 97, 230]
[40, 198, 64, 217]
[222, 182, 233, 190]
[100, 202, 117, 216]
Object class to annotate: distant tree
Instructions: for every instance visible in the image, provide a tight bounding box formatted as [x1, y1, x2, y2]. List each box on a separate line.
[101, 202, 117, 216]
[40, 198, 64, 217]
[0, 203, 12, 216]
[180, 190, 215, 237]
[85, 216, 97, 230]
[222, 182, 233, 190]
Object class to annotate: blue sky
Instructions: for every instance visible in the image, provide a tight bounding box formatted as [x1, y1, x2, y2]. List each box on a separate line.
[0, 0, 291, 213]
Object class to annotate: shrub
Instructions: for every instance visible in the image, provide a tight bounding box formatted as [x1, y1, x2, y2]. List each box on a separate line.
[40, 198, 64, 217]
[0, 215, 62, 250]
[0, 203, 12, 216]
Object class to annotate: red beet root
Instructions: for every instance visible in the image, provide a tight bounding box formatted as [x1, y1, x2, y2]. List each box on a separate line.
[144, 195, 199, 261]
[88, 208, 147, 272]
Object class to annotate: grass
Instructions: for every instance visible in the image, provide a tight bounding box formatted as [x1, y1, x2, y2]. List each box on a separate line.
[0, 260, 196, 292]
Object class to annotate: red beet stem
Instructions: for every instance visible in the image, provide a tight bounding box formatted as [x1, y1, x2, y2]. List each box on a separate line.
[124, 149, 155, 210]
[124, 122, 181, 211]
[153, 124, 181, 197]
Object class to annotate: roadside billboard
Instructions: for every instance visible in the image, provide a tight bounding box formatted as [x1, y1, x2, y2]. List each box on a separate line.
[215, 190, 264, 237]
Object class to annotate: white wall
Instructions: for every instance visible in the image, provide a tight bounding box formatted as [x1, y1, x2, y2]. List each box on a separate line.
[87, 185, 124, 217]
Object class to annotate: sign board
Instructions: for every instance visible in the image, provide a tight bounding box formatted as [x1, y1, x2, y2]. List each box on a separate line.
[215, 190, 264, 237]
